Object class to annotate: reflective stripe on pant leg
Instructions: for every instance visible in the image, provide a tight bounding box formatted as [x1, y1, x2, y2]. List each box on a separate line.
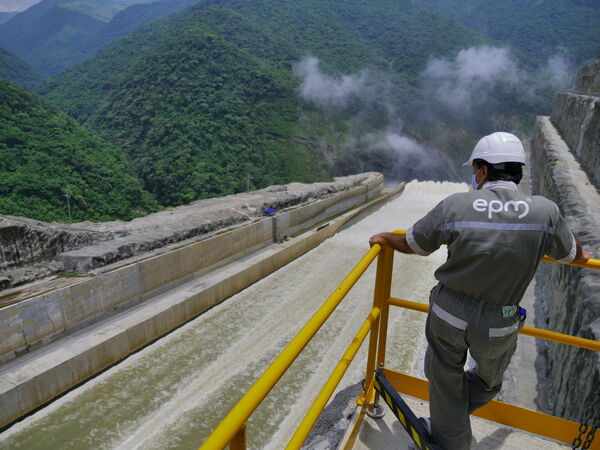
[425, 305, 472, 450]
[467, 314, 521, 413]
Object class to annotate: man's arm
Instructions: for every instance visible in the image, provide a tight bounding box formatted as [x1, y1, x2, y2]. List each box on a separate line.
[573, 237, 590, 264]
[369, 232, 415, 254]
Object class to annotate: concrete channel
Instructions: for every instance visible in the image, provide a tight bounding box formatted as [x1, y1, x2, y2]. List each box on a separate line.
[1, 179, 456, 449]
[0, 173, 392, 429]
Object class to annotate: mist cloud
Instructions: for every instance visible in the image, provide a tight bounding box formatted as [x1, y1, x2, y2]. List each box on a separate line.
[423, 45, 576, 114]
[423, 46, 521, 112]
[293, 56, 452, 183]
[543, 52, 575, 87]
[293, 56, 369, 109]
[292, 47, 577, 185]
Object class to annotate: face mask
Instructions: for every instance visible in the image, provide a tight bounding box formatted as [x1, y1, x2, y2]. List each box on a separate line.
[471, 167, 482, 191]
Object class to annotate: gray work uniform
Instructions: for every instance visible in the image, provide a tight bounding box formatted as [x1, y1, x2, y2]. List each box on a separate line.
[405, 180, 576, 450]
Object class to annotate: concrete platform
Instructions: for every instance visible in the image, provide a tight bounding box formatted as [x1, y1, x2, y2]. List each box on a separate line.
[353, 395, 568, 449]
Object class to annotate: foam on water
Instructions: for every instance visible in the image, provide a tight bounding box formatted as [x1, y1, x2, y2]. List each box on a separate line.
[0, 181, 466, 449]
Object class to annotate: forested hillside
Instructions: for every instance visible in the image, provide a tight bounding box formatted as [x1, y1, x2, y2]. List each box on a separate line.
[4, 0, 595, 221]
[0, 79, 158, 221]
[40, 0, 490, 206]
[56, 0, 158, 21]
[0, 45, 42, 90]
[0, 0, 104, 76]
[0, 0, 196, 76]
[419, 0, 600, 65]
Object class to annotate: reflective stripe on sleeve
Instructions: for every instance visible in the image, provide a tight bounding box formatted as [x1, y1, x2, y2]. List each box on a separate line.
[489, 322, 519, 338]
[431, 303, 467, 330]
[442, 221, 555, 233]
[406, 227, 432, 256]
[556, 233, 577, 263]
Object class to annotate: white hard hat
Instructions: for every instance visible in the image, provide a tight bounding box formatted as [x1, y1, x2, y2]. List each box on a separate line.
[464, 132, 526, 166]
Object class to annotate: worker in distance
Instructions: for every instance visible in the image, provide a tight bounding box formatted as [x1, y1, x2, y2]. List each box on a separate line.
[369, 132, 590, 450]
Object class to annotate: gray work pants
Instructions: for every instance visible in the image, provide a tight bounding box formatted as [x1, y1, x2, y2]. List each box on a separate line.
[424, 284, 524, 450]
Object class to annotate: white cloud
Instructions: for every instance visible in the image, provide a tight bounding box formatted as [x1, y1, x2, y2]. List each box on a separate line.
[293, 56, 369, 109]
[380, 133, 427, 158]
[544, 52, 575, 87]
[423, 45, 522, 112]
[423, 45, 577, 115]
[293, 56, 455, 183]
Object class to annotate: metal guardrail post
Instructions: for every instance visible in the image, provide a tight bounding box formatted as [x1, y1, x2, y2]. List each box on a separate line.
[362, 245, 394, 411]
[376, 246, 394, 369]
[230, 424, 246, 450]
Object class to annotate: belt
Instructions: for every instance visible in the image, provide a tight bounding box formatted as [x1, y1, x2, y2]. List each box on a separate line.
[437, 284, 522, 318]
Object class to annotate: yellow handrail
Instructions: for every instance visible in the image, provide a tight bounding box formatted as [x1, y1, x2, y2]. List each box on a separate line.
[542, 254, 600, 269]
[390, 228, 600, 270]
[202, 228, 599, 449]
[388, 297, 600, 352]
[200, 245, 381, 449]
[286, 306, 381, 449]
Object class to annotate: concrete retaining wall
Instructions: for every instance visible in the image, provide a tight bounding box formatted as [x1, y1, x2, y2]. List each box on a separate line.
[0, 174, 383, 366]
[531, 117, 600, 426]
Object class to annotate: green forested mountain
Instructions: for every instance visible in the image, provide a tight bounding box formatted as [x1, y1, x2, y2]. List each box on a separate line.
[4, 0, 593, 222]
[0, 0, 196, 76]
[419, 0, 600, 65]
[57, 0, 159, 21]
[40, 0, 491, 206]
[0, 0, 104, 76]
[0, 45, 42, 89]
[0, 79, 158, 222]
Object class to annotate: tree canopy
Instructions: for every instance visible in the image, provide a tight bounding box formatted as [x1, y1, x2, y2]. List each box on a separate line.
[0, 79, 158, 221]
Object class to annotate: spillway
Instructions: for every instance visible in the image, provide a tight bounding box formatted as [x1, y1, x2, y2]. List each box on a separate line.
[0, 181, 467, 449]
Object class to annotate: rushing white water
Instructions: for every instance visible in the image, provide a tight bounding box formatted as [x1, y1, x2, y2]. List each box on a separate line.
[0, 181, 466, 449]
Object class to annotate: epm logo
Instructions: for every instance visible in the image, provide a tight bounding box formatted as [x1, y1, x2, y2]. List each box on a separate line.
[472, 199, 529, 219]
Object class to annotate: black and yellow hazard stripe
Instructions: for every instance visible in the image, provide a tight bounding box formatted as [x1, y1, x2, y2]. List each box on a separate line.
[374, 369, 441, 450]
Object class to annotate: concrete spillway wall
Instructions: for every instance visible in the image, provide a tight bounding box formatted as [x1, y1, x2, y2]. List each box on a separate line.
[532, 117, 600, 426]
[531, 52, 600, 426]
[0, 173, 384, 288]
[0, 173, 389, 428]
[0, 174, 383, 365]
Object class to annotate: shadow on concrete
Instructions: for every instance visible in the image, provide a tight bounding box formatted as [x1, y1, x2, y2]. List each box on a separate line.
[473, 427, 513, 449]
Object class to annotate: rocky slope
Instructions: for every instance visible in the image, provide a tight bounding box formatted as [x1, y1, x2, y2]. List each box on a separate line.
[575, 48, 600, 96]
[551, 49, 600, 188]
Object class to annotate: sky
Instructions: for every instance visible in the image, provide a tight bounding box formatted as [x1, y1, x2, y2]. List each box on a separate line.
[0, 0, 42, 13]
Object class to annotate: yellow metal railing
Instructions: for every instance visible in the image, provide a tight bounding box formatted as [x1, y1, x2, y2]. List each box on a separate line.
[201, 230, 600, 449]
[200, 244, 381, 449]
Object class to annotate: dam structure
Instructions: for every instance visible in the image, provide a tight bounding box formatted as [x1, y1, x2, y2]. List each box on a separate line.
[0, 58, 599, 448]
[1, 180, 466, 449]
[531, 49, 600, 427]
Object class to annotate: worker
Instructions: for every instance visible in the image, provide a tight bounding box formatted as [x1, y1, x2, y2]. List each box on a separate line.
[369, 132, 590, 450]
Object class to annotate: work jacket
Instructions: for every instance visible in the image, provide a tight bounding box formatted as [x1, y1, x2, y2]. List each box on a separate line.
[406, 181, 576, 305]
